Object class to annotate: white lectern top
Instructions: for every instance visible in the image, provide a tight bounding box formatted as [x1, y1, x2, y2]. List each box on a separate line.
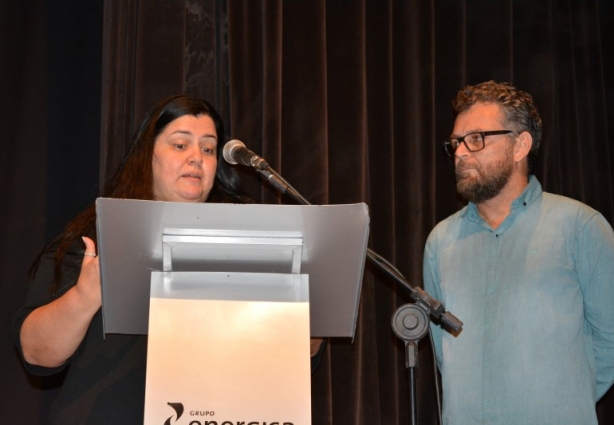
[95, 198, 370, 338]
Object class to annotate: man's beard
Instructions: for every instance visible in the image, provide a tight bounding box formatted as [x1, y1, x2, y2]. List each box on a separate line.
[455, 152, 514, 204]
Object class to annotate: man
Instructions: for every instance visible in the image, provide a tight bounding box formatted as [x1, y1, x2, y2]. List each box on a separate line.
[423, 81, 614, 424]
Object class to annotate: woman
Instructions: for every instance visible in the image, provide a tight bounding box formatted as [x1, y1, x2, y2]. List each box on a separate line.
[13, 95, 248, 424]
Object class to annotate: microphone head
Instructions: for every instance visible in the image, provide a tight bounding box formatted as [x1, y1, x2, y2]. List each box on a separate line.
[222, 139, 246, 165]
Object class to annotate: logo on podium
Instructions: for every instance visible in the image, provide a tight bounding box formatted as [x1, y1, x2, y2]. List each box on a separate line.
[164, 402, 184, 425]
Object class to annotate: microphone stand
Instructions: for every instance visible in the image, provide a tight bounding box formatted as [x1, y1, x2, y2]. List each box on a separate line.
[253, 162, 463, 425]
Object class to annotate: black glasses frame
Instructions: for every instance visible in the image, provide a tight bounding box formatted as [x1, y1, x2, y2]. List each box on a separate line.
[443, 130, 514, 157]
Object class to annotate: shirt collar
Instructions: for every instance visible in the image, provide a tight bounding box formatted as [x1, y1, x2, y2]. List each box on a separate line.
[511, 175, 542, 210]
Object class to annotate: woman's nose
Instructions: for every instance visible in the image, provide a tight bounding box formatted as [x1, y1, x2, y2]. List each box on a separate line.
[188, 146, 203, 166]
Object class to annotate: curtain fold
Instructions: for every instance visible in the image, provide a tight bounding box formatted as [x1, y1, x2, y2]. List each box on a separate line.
[100, 0, 139, 186]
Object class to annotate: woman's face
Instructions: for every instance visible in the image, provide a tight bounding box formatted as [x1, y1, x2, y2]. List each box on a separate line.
[152, 114, 218, 203]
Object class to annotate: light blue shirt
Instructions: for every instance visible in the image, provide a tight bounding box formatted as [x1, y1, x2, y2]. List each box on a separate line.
[423, 176, 614, 425]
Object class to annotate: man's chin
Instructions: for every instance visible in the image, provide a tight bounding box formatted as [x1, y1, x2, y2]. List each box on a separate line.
[456, 175, 477, 190]
[456, 179, 480, 202]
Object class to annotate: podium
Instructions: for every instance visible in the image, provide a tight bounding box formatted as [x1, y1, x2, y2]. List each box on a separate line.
[96, 199, 370, 425]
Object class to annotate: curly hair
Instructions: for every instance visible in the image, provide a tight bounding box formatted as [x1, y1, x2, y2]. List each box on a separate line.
[452, 81, 543, 172]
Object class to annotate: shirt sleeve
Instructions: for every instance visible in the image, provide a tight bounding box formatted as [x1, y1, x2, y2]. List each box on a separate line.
[423, 230, 444, 370]
[11, 243, 84, 376]
[577, 212, 614, 399]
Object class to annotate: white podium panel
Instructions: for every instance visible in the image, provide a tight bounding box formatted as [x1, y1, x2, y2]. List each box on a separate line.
[143, 272, 311, 425]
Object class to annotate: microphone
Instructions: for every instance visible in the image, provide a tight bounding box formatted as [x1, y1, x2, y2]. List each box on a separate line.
[222, 139, 269, 170]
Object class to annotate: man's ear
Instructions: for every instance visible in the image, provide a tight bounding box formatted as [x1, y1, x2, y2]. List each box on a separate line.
[514, 131, 533, 163]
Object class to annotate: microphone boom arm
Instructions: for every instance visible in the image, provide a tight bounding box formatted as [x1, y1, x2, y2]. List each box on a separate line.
[253, 162, 463, 333]
[255, 167, 312, 206]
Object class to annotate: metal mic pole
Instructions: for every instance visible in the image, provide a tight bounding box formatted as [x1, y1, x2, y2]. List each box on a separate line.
[250, 162, 462, 332]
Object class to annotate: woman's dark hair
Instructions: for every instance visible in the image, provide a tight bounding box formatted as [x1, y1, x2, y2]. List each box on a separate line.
[39, 94, 246, 292]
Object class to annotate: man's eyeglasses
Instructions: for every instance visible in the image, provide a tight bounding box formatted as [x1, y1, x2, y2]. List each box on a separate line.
[443, 130, 514, 157]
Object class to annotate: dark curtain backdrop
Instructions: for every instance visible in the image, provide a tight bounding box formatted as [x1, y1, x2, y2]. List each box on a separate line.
[2, 0, 614, 424]
[1, 0, 104, 423]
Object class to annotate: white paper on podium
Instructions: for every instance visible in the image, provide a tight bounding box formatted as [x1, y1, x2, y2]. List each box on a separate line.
[144, 271, 311, 425]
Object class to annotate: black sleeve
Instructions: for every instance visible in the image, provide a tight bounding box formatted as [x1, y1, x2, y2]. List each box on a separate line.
[12, 242, 86, 376]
